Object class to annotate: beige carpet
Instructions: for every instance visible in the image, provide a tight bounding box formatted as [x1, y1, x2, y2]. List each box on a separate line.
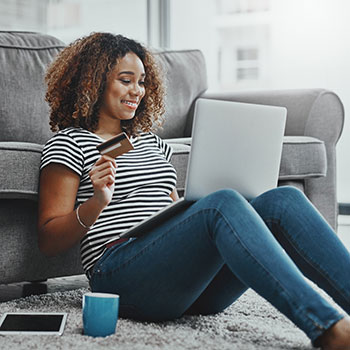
[0, 287, 312, 349]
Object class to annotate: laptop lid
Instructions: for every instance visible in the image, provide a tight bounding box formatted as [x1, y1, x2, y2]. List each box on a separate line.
[184, 98, 287, 201]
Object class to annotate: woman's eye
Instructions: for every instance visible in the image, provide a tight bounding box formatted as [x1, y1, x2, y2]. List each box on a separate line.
[119, 78, 145, 87]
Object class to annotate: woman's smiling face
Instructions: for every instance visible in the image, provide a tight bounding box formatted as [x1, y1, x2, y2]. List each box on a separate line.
[98, 52, 146, 127]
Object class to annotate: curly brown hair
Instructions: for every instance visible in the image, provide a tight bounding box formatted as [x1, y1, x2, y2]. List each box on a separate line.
[45, 32, 165, 137]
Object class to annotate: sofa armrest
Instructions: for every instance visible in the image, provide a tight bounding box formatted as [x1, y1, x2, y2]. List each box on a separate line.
[0, 142, 42, 200]
[198, 89, 344, 144]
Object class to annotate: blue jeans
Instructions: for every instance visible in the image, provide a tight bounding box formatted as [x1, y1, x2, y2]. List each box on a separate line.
[89, 187, 350, 342]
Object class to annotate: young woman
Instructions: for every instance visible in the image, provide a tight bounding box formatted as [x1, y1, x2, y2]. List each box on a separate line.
[38, 32, 350, 349]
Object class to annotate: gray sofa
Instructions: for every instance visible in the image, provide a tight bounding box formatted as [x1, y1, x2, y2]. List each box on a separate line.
[0, 31, 344, 284]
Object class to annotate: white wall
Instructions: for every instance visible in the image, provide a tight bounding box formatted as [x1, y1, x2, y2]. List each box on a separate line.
[269, 0, 328, 88]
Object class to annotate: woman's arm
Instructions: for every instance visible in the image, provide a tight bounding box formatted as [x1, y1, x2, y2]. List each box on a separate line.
[38, 155, 116, 256]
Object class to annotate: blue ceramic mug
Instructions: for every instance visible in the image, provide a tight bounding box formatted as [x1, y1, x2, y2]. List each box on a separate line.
[83, 292, 119, 337]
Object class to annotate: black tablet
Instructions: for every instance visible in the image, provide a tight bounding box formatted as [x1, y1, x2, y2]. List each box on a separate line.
[0, 312, 67, 335]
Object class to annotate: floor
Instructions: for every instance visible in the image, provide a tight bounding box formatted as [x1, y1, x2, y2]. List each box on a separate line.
[1, 216, 350, 303]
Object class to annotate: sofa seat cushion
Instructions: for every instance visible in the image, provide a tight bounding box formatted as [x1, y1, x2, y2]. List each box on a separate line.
[167, 135, 326, 192]
[0, 142, 42, 200]
[167, 141, 191, 194]
[279, 136, 326, 180]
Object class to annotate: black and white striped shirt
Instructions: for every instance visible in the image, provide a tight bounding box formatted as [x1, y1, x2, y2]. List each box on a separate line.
[40, 127, 177, 272]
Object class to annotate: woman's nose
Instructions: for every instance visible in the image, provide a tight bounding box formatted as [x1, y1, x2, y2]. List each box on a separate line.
[130, 83, 143, 96]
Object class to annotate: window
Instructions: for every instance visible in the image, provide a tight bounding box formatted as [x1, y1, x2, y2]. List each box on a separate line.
[0, 0, 47, 32]
[170, 0, 270, 91]
[0, 0, 149, 45]
[236, 48, 259, 81]
[216, 0, 270, 14]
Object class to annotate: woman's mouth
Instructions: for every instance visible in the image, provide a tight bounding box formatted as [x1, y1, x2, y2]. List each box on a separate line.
[121, 100, 138, 110]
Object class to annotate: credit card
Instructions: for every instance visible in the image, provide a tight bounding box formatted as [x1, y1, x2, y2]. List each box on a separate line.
[96, 132, 134, 158]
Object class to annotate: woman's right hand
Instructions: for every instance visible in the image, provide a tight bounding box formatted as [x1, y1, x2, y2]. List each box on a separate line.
[89, 155, 117, 208]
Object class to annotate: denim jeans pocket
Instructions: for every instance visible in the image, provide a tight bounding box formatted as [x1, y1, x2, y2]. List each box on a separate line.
[92, 238, 134, 277]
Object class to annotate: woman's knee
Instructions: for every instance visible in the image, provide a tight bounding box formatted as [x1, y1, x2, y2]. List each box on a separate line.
[254, 185, 307, 209]
[192, 189, 252, 222]
[271, 185, 305, 201]
[201, 189, 248, 209]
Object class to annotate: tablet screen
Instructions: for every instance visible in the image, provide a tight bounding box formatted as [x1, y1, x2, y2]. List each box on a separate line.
[0, 313, 67, 335]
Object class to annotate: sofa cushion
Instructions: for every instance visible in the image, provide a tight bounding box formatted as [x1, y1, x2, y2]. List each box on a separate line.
[0, 31, 64, 144]
[167, 142, 191, 194]
[0, 142, 42, 200]
[279, 136, 326, 180]
[155, 50, 208, 139]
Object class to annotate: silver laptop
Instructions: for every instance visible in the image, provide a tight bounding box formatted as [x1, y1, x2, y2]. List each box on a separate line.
[119, 98, 286, 239]
[186, 98, 286, 200]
